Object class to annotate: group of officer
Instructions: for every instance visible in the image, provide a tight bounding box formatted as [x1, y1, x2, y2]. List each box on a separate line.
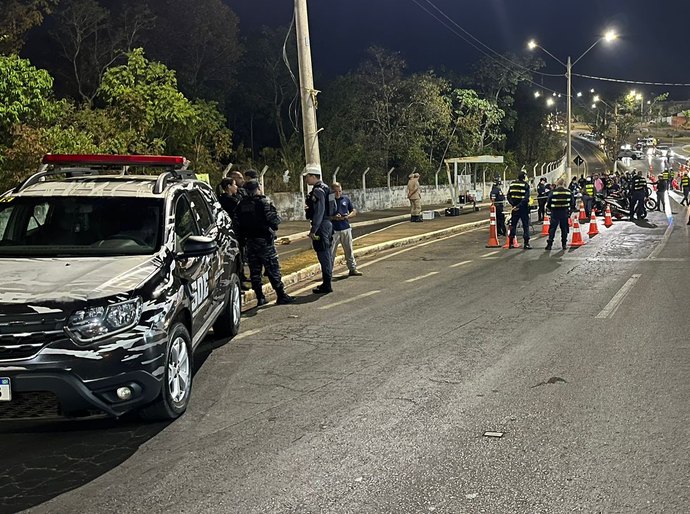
[218, 170, 295, 306]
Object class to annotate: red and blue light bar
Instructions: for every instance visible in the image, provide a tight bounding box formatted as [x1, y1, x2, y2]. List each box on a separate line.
[42, 154, 186, 167]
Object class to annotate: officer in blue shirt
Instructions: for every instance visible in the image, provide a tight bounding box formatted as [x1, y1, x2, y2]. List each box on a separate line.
[330, 182, 362, 277]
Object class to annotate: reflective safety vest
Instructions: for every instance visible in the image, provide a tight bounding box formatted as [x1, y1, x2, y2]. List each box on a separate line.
[507, 181, 528, 204]
[632, 176, 646, 191]
[682, 175, 690, 188]
[549, 188, 572, 209]
[662, 170, 670, 181]
[585, 183, 595, 196]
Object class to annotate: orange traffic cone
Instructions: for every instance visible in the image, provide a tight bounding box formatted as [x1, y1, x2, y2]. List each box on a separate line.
[604, 204, 613, 228]
[578, 201, 587, 222]
[568, 216, 573, 227]
[569, 215, 586, 247]
[541, 214, 550, 236]
[588, 212, 599, 237]
[486, 204, 501, 248]
[502, 225, 521, 249]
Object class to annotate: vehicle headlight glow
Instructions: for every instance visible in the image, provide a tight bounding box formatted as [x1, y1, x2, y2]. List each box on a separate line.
[66, 298, 142, 344]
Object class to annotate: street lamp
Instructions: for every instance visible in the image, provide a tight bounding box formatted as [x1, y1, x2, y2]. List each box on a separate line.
[528, 30, 618, 181]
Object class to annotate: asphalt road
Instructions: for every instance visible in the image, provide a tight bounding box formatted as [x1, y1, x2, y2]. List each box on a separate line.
[571, 138, 611, 176]
[3, 198, 688, 513]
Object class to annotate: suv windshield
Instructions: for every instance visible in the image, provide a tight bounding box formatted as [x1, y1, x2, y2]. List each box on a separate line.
[0, 196, 163, 257]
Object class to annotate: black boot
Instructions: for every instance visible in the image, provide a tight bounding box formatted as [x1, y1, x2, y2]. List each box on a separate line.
[255, 295, 268, 307]
[276, 294, 295, 305]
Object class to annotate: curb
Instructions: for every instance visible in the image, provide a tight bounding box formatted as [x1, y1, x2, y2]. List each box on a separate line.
[243, 217, 490, 305]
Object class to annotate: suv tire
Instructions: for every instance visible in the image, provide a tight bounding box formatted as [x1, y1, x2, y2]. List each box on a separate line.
[213, 272, 241, 339]
[140, 323, 193, 421]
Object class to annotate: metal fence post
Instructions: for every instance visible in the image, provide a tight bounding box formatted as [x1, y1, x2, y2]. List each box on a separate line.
[362, 167, 370, 209]
[332, 166, 340, 185]
[259, 165, 268, 192]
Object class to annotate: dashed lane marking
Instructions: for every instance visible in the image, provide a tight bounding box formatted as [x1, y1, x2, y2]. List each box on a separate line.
[234, 328, 262, 340]
[319, 290, 381, 310]
[561, 257, 685, 263]
[450, 260, 473, 268]
[405, 272, 440, 283]
[481, 251, 500, 258]
[595, 274, 642, 319]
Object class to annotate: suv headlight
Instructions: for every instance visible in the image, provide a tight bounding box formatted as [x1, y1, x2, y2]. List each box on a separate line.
[66, 298, 143, 344]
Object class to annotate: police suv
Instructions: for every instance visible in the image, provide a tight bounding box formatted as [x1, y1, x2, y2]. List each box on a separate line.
[0, 154, 241, 420]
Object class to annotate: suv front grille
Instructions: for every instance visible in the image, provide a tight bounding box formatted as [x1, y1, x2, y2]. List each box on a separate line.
[0, 391, 61, 419]
[0, 310, 67, 361]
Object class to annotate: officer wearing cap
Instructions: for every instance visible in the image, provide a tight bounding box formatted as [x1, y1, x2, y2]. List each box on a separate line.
[583, 176, 595, 218]
[490, 179, 506, 236]
[629, 169, 647, 220]
[235, 180, 294, 306]
[655, 173, 667, 212]
[506, 171, 532, 249]
[304, 165, 336, 294]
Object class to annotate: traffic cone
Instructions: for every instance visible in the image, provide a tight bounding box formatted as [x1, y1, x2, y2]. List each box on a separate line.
[502, 225, 521, 249]
[604, 204, 613, 228]
[569, 215, 586, 247]
[588, 212, 599, 237]
[486, 203, 501, 248]
[541, 214, 550, 236]
[578, 201, 587, 222]
[568, 216, 573, 227]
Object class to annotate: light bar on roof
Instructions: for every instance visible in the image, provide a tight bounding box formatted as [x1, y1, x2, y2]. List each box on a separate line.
[42, 154, 186, 167]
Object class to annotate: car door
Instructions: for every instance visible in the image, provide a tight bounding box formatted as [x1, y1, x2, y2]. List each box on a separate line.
[174, 193, 212, 338]
[188, 189, 225, 312]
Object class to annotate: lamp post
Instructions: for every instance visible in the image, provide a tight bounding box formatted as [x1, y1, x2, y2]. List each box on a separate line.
[528, 30, 617, 182]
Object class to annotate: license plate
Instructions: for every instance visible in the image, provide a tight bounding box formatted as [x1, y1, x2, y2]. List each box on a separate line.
[0, 377, 11, 402]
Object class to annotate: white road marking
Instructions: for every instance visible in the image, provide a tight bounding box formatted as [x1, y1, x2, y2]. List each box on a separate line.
[481, 251, 499, 258]
[353, 222, 406, 242]
[595, 274, 642, 319]
[319, 290, 381, 310]
[647, 222, 674, 260]
[405, 272, 439, 283]
[561, 257, 685, 263]
[234, 328, 262, 340]
[450, 260, 472, 268]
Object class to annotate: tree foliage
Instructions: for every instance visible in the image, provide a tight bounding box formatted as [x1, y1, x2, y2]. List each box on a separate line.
[0, 0, 57, 54]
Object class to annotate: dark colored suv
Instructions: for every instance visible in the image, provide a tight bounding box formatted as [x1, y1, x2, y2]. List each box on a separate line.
[0, 154, 241, 420]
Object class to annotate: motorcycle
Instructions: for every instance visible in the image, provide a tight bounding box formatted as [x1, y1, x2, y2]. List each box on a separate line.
[594, 190, 656, 220]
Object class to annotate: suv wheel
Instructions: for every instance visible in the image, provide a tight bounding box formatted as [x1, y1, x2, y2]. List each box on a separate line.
[140, 323, 193, 421]
[213, 272, 241, 338]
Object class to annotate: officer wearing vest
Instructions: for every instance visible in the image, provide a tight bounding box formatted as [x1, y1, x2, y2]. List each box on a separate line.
[545, 178, 574, 251]
[304, 165, 336, 294]
[681, 172, 690, 206]
[490, 180, 507, 236]
[582, 177, 595, 218]
[662, 168, 670, 184]
[655, 174, 668, 212]
[629, 171, 647, 220]
[507, 171, 532, 249]
[235, 180, 295, 306]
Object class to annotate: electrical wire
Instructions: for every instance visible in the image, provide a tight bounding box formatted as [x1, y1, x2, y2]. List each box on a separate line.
[573, 73, 690, 88]
[282, 13, 301, 133]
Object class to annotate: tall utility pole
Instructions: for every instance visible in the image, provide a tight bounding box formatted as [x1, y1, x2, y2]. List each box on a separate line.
[566, 56, 572, 183]
[294, 0, 321, 174]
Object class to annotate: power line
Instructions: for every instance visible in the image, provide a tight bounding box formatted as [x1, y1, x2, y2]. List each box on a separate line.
[573, 73, 690, 88]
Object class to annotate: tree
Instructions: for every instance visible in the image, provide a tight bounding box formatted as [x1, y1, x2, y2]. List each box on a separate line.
[51, 0, 154, 105]
[147, 0, 243, 100]
[0, 0, 57, 54]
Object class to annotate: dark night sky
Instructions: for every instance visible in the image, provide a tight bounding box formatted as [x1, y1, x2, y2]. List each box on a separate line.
[228, 0, 690, 100]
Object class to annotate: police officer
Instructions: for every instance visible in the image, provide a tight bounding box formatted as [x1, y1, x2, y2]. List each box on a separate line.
[235, 180, 295, 306]
[218, 177, 239, 219]
[545, 178, 574, 251]
[629, 170, 647, 220]
[582, 177, 595, 218]
[536, 177, 549, 222]
[507, 171, 531, 249]
[229, 170, 250, 287]
[304, 166, 336, 294]
[680, 172, 690, 206]
[568, 176, 579, 195]
[662, 168, 671, 185]
[490, 179, 506, 236]
[655, 173, 667, 212]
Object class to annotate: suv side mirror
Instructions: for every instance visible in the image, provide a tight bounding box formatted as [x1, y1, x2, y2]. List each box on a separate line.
[178, 235, 217, 259]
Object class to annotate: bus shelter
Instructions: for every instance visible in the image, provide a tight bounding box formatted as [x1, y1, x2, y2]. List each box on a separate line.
[444, 155, 504, 212]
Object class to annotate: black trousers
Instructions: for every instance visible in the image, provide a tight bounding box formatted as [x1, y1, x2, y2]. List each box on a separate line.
[582, 194, 593, 217]
[547, 209, 570, 245]
[509, 206, 530, 243]
[681, 188, 689, 206]
[537, 198, 547, 221]
[656, 190, 666, 212]
[311, 220, 333, 286]
[495, 206, 506, 236]
[246, 237, 285, 298]
[630, 192, 646, 219]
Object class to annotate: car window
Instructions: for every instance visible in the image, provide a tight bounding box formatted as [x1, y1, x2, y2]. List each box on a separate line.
[175, 195, 199, 251]
[189, 190, 213, 234]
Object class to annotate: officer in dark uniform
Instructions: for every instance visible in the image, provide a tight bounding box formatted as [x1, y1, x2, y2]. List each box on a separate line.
[680, 172, 690, 206]
[545, 178, 574, 250]
[582, 177, 595, 218]
[235, 180, 294, 306]
[536, 178, 550, 222]
[629, 171, 647, 220]
[229, 170, 250, 288]
[218, 177, 239, 220]
[304, 166, 336, 294]
[490, 179, 506, 236]
[507, 171, 532, 249]
[655, 173, 667, 212]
